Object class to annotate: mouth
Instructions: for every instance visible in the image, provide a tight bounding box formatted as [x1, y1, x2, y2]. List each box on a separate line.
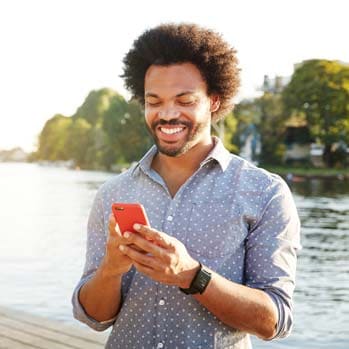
[159, 126, 185, 135]
[155, 125, 187, 143]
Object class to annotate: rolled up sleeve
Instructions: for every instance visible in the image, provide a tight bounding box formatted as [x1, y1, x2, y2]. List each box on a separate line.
[244, 176, 301, 339]
[72, 274, 116, 331]
[71, 186, 115, 331]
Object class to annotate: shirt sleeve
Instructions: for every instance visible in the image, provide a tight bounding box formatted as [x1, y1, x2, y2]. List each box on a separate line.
[244, 175, 301, 340]
[71, 186, 116, 331]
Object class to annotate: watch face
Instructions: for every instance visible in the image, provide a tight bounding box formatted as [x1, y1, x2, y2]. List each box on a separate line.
[193, 268, 211, 294]
[179, 265, 211, 295]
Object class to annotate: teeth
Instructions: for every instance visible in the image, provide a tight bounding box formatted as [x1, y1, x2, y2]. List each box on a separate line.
[160, 127, 184, 135]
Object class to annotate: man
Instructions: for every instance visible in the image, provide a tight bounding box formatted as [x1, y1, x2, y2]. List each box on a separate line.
[72, 23, 300, 349]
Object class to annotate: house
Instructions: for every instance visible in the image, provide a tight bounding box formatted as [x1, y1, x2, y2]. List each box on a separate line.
[283, 116, 313, 164]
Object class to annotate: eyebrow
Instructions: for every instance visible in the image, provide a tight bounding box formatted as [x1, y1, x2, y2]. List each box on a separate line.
[145, 91, 197, 98]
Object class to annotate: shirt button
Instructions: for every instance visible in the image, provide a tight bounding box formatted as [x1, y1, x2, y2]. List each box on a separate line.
[167, 215, 173, 221]
[157, 343, 164, 349]
[159, 299, 165, 306]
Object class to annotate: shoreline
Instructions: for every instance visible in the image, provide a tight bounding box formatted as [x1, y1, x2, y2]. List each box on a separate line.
[2, 161, 349, 180]
[263, 166, 349, 181]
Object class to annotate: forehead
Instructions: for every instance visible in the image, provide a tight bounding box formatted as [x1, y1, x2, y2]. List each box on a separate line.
[144, 63, 207, 95]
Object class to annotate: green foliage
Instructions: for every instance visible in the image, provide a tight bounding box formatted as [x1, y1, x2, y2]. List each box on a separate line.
[36, 88, 153, 170]
[35, 60, 349, 171]
[222, 112, 238, 153]
[282, 59, 349, 166]
[65, 118, 92, 167]
[73, 88, 116, 126]
[258, 93, 287, 164]
[37, 114, 72, 160]
[102, 98, 152, 167]
[234, 93, 287, 165]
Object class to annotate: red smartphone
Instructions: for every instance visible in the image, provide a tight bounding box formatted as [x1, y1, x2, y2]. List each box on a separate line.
[111, 203, 150, 235]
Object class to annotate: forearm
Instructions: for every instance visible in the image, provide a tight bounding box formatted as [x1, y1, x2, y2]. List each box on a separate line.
[193, 270, 278, 340]
[79, 259, 123, 322]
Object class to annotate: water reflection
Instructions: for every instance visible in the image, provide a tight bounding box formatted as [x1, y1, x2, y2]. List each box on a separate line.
[289, 178, 349, 197]
[255, 178, 349, 348]
[290, 179, 349, 345]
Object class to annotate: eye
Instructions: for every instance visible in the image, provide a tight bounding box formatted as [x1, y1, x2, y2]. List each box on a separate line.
[145, 99, 161, 107]
[178, 99, 195, 106]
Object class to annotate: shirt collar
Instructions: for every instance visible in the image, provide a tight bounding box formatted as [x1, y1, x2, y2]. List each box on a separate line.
[131, 145, 157, 176]
[199, 136, 232, 172]
[131, 136, 232, 176]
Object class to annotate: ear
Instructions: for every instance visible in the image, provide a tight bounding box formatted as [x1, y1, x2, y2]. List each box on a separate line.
[210, 95, 220, 113]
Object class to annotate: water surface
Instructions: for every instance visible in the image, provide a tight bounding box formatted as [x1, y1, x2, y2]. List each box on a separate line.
[0, 163, 348, 348]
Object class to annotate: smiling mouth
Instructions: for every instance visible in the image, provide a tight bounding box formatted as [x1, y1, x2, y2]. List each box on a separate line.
[159, 127, 185, 135]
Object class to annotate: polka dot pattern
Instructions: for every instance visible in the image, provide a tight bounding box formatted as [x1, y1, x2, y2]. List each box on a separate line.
[72, 137, 301, 348]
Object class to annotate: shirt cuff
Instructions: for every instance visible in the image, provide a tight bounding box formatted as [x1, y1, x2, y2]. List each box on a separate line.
[72, 275, 116, 331]
[264, 289, 293, 340]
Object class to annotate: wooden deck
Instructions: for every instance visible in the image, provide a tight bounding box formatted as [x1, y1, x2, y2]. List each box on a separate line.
[0, 306, 109, 349]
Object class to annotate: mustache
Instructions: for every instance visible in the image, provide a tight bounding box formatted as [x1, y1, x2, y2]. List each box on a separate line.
[152, 119, 192, 129]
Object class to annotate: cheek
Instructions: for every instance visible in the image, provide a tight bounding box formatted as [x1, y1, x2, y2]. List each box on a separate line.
[144, 108, 154, 125]
[194, 101, 211, 121]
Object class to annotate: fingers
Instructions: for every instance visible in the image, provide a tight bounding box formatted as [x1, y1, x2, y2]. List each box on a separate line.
[133, 224, 174, 250]
[122, 231, 167, 258]
[108, 213, 138, 247]
[119, 245, 162, 271]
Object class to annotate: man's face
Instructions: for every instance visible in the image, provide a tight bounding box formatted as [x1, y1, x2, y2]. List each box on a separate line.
[144, 63, 218, 157]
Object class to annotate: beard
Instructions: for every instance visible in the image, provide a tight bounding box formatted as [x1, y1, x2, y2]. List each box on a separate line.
[146, 118, 209, 157]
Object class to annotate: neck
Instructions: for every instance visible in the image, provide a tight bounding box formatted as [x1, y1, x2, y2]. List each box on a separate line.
[152, 136, 215, 175]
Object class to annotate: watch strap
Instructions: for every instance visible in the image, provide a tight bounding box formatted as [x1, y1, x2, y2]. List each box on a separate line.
[179, 262, 211, 295]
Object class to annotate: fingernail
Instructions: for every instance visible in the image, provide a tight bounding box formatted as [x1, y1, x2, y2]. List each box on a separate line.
[124, 232, 130, 238]
[133, 224, 140, 230]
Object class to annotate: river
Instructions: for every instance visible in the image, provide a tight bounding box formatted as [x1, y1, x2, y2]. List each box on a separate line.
[0, 163, 348, 348]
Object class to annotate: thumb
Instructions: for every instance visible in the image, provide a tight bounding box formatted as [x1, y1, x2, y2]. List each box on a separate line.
[108, 213, 122, 237]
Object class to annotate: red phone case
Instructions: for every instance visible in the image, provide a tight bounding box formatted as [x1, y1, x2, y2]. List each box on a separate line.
[111, 203, 149, 235]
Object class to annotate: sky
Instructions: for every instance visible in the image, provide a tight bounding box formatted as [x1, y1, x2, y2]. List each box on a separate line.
[0, 0, 348, 152]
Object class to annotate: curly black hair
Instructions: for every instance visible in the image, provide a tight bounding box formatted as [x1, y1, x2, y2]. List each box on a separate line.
[122, 23, 240, 120]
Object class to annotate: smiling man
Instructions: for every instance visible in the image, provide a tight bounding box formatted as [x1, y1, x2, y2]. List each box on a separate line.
[72, 23, 300, 349]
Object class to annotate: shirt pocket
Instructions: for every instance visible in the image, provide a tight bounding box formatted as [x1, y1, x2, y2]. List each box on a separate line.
[184, 198, 243, 259]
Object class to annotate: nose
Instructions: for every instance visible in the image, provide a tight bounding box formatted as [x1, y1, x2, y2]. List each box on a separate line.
[158, 108, 180, 119]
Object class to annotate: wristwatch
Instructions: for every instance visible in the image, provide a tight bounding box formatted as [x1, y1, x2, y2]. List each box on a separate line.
[179, 262, 212, 295]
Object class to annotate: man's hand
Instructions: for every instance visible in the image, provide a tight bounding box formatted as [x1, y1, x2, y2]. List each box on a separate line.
[101, 213, 136, 277]
[118, 224, 200, 288]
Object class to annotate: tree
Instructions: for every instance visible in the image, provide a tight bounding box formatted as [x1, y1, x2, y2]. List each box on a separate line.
[37, 114, 72, 160]
[258, 92, 287, 164]
[234, 93, 286, 165]
[73, 88, 116, 126]
[103, 96, 152, 167]
[212, 112, 238, 153]
[65, 118, 92, 167]
[282, 59, 349, 167]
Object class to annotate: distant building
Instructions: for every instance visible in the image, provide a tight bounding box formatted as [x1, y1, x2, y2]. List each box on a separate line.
[0, 147, 28, 162]
[309, 144, 325, 167]
[261, 75, 290, 94]
[283, 116, 313, 164]
[239, 124, 261, 165]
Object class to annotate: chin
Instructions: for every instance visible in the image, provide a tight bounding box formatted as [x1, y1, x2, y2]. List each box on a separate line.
[156, 141, 193, 157]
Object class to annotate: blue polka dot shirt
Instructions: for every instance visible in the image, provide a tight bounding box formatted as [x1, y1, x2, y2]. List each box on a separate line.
[72, 137, 301, 349]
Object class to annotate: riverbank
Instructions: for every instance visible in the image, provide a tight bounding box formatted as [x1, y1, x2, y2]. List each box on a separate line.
[15, 160, 349, 180]
[264, 166, 349, 180]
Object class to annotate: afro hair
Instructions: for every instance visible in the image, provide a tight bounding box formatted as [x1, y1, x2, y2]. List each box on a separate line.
[122, 23, 240, 120]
